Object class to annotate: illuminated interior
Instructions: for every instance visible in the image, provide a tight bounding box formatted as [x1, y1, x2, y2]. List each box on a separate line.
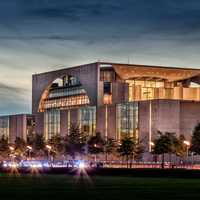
[79, 106, 96, 136]
[126, 79, 200, 101]
[40, 75, 90, 111]
[116, 102, 138, 140]
[42, 75, 92, 139]
[0, 116, 9, 139]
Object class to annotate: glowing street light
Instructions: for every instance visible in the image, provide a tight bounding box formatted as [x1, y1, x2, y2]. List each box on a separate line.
[27, 145, 32, 150]
[183, 140, 190, 159]
[46, 145, 52, 161]
[46, 145, 52, 150]
[9, 146, 14, 151]
[183, 140, 190, 146]
[150, 142, 155, 147]
[26, 146, 32, 159]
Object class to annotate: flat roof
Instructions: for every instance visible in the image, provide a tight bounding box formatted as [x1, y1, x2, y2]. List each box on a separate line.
[33, 61, 200, 81]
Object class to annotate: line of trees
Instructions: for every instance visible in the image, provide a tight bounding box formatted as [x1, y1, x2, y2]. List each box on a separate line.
[0, 123, 144, 167]
[151, 123, 200, 168]
[1, 122, 200, 167]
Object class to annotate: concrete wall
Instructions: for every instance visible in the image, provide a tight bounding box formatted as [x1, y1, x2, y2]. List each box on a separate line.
[32, 62, 99, 114]
[8, 114, 34, 143]
[139, 100, 200, 150]
[180, 101, 200, 139]
[96, 105, 117, 139]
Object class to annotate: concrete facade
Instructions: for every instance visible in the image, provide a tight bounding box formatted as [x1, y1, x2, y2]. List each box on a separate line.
[32, 62, 200, 156]
[0, 114, 35, 143]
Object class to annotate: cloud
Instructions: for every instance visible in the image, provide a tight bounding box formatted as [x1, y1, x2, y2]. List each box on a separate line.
[0, 0, 200, 114]
[0, 82, 30, 115]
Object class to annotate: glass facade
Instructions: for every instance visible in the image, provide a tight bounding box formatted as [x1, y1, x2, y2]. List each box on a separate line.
[79, 106, 96, 136]
[48, 87, 85, 98]
[42, 75, 90, 110]
[44, 94, 89, 109]
[127, 79, 200, 101]
[116, 102, 138, 140]
[0, 116, 9, 139]
[44, 109, 60, 140]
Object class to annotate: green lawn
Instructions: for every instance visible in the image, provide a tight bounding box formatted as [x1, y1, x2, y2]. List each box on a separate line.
[0, 173, 200, 200]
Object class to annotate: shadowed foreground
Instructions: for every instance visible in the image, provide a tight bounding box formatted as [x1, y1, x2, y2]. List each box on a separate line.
[0, 174, 200, 200]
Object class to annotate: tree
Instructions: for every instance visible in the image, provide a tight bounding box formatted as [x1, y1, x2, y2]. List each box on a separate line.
[48, 135, 64, 158]
[65, 123, 87, 159]
[34, 134, 45, 151]
[153, 131, 178, 168]
[175, 134, 187, 159]
[117, 137, 135, 168]
[87, 132, 105, 161]
[191, 123, 200, 154]
[0, 135, 9, 159]
[104, 138, 116, 162]
[15, 137, 26, 157]
[27, 133, 46, 158]
[134, 141, 144, 163]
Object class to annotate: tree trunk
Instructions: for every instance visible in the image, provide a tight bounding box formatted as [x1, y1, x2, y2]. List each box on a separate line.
[126, 155, 129, 168]
[129, 154, 133, 168]
[169, 153, 172, 168]
[161, 154, 165, 169]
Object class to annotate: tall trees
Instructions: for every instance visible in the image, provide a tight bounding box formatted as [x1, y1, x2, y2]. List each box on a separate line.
[153, 131, 178, 168]
[175, 134, 187, 159]
[104, 138, 116, 162]
[134, 141, 144, 162]
[87, 132, 104, 161]
[15, 137, 26, 156]
[65, 123, 87, 159]
[117, 137, 135, 168]
[48, 135, 64, 158]
[191, 123, 200, 154]
[0, 135, 9, 159]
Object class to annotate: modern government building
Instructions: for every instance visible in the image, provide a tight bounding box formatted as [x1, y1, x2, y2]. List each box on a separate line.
[2, 62, 200, 154]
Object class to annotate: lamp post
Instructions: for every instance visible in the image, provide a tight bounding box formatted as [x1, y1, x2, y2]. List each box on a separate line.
[103, 94, 112, 140]
[183, 140, 190, 160]
[26, 145, 32, 159]
[9, 146, 15, 162]
[46, 145, 52, 161]
[150, 141, 155, 162]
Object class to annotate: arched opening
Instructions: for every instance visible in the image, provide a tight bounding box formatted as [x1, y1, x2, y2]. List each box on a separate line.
[38, 74, 95, 140]
[38, 75, 90, 112]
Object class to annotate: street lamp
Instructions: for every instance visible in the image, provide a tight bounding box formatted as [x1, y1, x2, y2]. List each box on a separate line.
[9, 146, 15, 162]
[46, 145, 52, 160]
[9, 146, 14, 151]
[150, 141, 155, 147]
[103, 94, 112, 140]
[26, 145, 32, 159]
[150, 141, 155, 162]
[183, 140, 190, 159]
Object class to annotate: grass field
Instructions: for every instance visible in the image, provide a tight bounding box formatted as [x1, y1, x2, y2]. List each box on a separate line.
[0, 173, 200, 200]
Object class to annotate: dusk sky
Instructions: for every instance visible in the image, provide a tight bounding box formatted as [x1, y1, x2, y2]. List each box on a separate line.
[1, 0, 200, 114]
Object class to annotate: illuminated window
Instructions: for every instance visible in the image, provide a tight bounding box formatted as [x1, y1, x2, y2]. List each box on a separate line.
[44, 95, 90, 109]
[0, 116, 9, 139]
[44, 109, 60, 140]
[79, 106, 96, 136]
[116, 102, 138, 141]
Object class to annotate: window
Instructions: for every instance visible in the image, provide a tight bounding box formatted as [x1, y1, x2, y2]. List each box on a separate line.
[44, 109, 60, 140]
[100, 70, 115, 82]
[79, 106, 96, 136]
[116, 102, 138, 141]
[104, 82, 112, 94]
[0, 117, 9, 139]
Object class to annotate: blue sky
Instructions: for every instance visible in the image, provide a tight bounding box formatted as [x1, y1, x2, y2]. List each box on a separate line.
[1, 0, 200, 114]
